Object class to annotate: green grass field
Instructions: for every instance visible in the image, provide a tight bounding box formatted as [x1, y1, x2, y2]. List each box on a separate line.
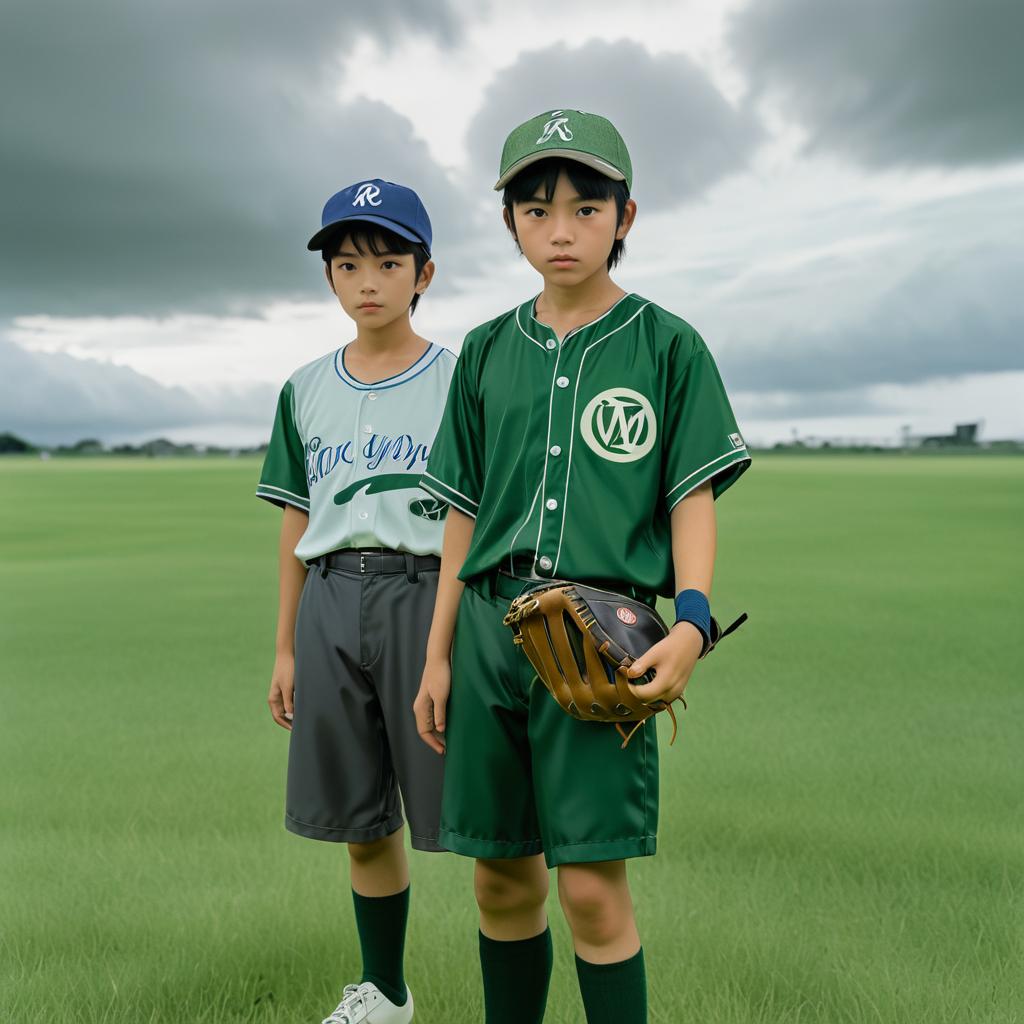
[2, 455, 1022, 1023]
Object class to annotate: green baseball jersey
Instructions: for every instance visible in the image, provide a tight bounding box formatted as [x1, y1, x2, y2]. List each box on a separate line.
[257, 342, 455, 563]
[421, 293, 750, 597]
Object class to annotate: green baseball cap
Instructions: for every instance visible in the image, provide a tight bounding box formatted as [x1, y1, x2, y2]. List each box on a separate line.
[494, 109, 633, 192]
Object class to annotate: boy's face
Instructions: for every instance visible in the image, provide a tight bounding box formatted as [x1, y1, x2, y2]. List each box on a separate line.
[508, 169, 636, 287]
[325, 236, 432, 326]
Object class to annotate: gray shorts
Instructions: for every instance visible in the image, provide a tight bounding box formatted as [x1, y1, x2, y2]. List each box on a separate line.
[286, 554, 445, 852]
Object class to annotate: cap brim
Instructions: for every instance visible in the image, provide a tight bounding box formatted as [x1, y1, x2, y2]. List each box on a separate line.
[307, 214, 428, 252]
[492, 149, 627, 191]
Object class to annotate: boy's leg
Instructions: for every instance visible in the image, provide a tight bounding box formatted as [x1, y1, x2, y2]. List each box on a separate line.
[288, 566, 412, 1019]
[437, 579, 556, 1021]
[363, 563, 446, 852]
[475, 855, 553, 1024]
[558, 861, 648, 1024]
[349, 828, 412, 1008]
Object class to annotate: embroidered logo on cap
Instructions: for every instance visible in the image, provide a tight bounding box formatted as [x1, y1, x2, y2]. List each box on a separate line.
[537, 111, 573, 144]
[353, 183, 382, 207]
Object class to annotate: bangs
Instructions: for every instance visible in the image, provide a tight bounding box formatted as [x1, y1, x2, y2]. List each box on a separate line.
[325, 224, 423, 261]
[502, 157, 626, 205]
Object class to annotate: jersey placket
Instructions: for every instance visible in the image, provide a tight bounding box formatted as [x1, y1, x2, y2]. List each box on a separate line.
[532, 323, 589, 577]
[353, 390, 375, 527]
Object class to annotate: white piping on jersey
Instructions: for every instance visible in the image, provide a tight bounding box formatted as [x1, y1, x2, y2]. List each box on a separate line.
[666, 449, 750, 512]
[516, 292, 638, 352]
[507, 482, 542, 575]
[532, 290, 634, 337]
[665, 446, 750, 499]
[514, 304, 548, 350]
[551, 302, 653, 576]
[256, 483, 310, 505]
[255, 486, 310, 513]
[532, 337, 566, 571]
[421, 470, 480, 510]
[527, 291, 635, 338]
[419, 476, 478, 519]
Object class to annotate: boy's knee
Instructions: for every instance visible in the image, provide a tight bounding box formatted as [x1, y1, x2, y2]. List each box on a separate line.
[474, 859, 548, 915]
[347, 830, 398, 865]
[557, 868, 624, 942]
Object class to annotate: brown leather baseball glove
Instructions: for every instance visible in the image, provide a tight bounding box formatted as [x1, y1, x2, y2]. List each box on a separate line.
[502, 580, 746, 748]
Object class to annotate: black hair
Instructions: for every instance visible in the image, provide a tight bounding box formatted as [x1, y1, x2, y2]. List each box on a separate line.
[501, 157, 630, 270]
[321, 224, 430, 314]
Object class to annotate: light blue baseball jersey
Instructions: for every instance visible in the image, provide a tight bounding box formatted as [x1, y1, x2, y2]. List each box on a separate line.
[257, 342, 455, 562]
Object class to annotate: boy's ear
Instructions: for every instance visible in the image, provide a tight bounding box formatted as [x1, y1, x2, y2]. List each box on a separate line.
[416, 259, 436, 294]
[616, 198, 638, 241]
[324, 261, 336, 294]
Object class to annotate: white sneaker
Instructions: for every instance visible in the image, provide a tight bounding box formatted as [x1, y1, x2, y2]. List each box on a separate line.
[321, 981, 413, 1024]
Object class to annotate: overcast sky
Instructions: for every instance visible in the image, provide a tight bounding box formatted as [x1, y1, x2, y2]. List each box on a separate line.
[2, 0, 1021, 446]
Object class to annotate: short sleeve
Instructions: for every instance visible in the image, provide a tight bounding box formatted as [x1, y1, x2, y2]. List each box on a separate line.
[662, 337, 751, 512]
[421, 342, 484, 518]
[256, 381, 309, 511]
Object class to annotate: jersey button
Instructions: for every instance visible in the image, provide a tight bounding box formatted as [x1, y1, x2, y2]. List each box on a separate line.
[538, 556, 553, 572]
[363, 425, 373, 434]
[358, 512, 368, 520]
[556, 376, 570, 388]
[549, 445, 561, 456]
[545, 339, 557, 350]
[545, 498, 558, 511]
[368, 392, 377, 401]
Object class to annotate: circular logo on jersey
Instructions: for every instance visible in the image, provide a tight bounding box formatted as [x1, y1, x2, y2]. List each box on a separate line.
[616, 606, 638, 626]
[408, 496, 449, 521]
[580, 388, 657, 463]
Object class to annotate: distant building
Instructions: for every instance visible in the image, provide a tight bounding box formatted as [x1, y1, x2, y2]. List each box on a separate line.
[919, 422, 979, 448]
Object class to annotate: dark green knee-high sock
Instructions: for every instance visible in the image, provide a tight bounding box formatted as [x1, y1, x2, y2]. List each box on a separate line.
[575, 948, 647, 1024]
[479, 927, 553, 1024]
[351, 886, 409, 1007]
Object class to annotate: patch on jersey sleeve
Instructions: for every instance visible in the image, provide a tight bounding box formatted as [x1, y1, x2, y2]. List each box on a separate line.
[729, 432, 744, 448]
[408, 496, 449, 521]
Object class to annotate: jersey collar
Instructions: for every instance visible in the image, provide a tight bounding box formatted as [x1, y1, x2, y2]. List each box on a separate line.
[513, 292, 641, 349]
[334, 341, 442, 391]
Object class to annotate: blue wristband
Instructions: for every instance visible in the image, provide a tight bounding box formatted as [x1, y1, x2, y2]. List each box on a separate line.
[674, 589, 711, 652]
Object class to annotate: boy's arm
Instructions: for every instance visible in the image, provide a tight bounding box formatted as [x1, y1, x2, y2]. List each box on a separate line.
[625, 482, 715, 703]
[414, 507, 476, 753]
[267, 504, 309, 730]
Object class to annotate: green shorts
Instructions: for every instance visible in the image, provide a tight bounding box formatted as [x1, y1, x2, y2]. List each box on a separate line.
[439, 573, 659, 868]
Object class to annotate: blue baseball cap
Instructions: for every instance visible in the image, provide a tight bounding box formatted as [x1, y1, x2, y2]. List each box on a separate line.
[307, 179, 432, 254]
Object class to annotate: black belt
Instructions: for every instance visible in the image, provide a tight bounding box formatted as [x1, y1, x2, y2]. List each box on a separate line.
[311, 547, 440, 582]
[502, 555, 548, 580]
[497, 556, 657, 608]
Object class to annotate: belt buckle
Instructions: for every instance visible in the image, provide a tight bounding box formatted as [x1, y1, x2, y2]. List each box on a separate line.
[360, 553, 366, 574]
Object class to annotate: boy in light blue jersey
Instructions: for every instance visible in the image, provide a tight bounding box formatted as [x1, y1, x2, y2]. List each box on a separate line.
[258, 179, 454, 1024]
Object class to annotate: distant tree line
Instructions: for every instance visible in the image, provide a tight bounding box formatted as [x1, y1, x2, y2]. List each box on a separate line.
[0, 432, 268, 457]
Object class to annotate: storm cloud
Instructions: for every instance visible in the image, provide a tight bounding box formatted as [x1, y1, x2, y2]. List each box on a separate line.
[0, 0, 463, 319]
[717, 236, 1024, 394]
[465, 39, 761, 208]
[730, 0, 1024, 169]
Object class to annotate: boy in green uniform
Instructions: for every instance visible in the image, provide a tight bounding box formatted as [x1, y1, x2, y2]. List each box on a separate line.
[414, 111, 751, 1023]
[260, 179, 455, 1024]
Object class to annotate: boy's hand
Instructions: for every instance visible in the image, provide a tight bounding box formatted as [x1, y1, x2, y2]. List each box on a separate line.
[268, 653, 295, 731]
[414, 656, 451, 755]
[625, 622, 704, 706]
